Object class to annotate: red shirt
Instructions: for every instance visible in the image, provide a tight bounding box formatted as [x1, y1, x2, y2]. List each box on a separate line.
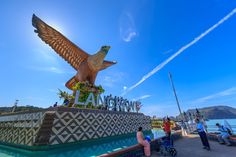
[163, 121, 171, 133]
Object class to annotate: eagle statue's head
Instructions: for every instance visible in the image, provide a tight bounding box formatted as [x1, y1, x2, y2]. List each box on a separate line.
[100, 45, 111, 55]
[87, 45, 112, 71]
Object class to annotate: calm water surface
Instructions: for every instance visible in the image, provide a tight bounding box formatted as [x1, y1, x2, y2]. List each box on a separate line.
[0, 130, 165, 157]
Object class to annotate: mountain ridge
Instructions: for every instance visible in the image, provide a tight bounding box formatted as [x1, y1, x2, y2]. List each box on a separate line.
[184, 105, 236, 119]
[0, 105, 44, 115]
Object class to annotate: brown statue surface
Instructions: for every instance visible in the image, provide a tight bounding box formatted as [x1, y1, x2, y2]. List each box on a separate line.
[32, 14, 116, 90]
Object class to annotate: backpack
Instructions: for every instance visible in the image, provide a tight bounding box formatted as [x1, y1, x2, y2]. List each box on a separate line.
[222, 126, 232, 135]
[226, 127, 233, 136]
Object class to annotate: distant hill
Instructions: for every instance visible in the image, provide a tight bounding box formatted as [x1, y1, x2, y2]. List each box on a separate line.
[179, 106, 236, 120]
[0, 105, 44, 115]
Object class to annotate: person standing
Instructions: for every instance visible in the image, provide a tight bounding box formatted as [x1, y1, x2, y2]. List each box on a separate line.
[53, 102, 58, 107]
[195, 118, 210, 150]
[163, 117, 171, 139]
[136, 127, 151, 157]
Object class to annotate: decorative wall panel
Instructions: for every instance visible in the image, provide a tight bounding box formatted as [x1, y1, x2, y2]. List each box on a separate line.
[0, 111, 44, 146]
[0, 108, 151, 147]
[49, 110, 151, 145]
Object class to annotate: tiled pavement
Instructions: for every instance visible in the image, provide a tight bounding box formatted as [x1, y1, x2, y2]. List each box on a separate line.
[150, 134, 235, 157]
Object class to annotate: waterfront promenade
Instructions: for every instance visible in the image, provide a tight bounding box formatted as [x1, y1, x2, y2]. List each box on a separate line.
[152, 134, 235, 157]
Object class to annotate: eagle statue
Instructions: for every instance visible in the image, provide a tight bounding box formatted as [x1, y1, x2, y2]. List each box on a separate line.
[32, 14, 117, 90]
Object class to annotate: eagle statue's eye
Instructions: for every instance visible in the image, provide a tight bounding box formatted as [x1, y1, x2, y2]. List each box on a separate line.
[101, 46, 110, 51]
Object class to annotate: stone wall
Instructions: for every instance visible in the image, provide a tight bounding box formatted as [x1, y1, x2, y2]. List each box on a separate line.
[0, 111, 45, 146]
[0, 107, 151, 148]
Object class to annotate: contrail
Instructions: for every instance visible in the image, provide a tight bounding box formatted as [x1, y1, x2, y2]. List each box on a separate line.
[122, 8, 236, 96]
[132, 95, 151, 101]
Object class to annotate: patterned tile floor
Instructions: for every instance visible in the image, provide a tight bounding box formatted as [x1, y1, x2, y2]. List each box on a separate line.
[150, 134, 235, 157]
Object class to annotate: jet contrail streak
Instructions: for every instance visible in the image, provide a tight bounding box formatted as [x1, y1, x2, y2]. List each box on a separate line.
[122, 8, 236, 96]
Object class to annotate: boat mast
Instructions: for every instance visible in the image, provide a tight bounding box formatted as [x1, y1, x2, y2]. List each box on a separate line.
[168, 72, 185, 121]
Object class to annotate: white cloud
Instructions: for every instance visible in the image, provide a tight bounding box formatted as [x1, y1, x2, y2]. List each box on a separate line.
[132, 94, 151, 101]
[30, 66, 65, 74]
[119, 12, 137, 42]
[122, 8, 236, 96]
[29, 64, 75, 74]
[103, 76, 115, 87]
[141, 104, 179, 117]
[100, 72, 124, 87]
[30, 49, 72, 74]
[47, 67, 64, 74]
[123, 31, 137, 42]
[44, 67, 64, 74]
[50, 67, 66, 74]
[34, 49, 57, 63]
[162, 49, 173, 55]
[191, 87, 236, 104]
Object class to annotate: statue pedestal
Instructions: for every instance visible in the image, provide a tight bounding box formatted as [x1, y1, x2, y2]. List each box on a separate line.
[0, 107, 151, 150]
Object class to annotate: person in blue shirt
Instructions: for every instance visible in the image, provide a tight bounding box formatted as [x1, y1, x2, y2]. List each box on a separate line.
[53, 102, 58, 107]
[215, 123, 231, 146]
[195, 118, 210, 150]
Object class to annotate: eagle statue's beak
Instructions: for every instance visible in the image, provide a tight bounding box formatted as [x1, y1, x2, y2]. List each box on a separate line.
[104, 46, 111, 54]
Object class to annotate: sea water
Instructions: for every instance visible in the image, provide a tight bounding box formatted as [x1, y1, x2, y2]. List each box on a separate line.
[0, 130, 165, 157]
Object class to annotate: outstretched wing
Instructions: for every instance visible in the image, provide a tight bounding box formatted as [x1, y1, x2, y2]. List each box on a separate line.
[100, 60, 117, 70]
[32, 14, 89, 70]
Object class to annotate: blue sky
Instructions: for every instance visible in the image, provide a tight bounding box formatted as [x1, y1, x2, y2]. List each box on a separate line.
[1, 0, 236, 117]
